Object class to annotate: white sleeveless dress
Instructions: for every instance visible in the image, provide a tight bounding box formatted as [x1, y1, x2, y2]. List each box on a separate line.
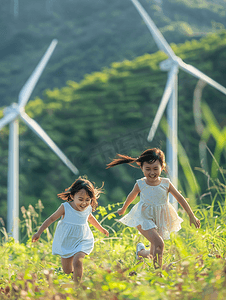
[52, 202, 94, 258]
[118, 177, 183, 240]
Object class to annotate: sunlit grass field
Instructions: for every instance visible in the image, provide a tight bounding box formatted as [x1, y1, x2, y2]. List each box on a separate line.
[0, 160, 226, 300]
[0, 193, 226, 300]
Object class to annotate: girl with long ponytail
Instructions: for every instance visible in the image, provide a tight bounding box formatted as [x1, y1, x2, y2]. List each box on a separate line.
[107, 148, 200, 270]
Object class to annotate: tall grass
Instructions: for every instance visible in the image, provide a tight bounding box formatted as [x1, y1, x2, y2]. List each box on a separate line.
[0, 166, 226, 300]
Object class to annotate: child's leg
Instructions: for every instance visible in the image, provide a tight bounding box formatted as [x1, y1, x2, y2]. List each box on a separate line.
[61, 256, 74, 274]
[137, 226, 164, 269]
[72, 252, 87, 283]
[61, 252, 87, 283]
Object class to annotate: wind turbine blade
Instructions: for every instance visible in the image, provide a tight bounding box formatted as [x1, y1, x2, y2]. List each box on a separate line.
[147, 65, 178, 141]
[178, 59, 226, 96]
[20, 112, 79, 175]
[0, 112, 18, 130]
[18, 39, 58, 109]
[131, 0, 177, 60]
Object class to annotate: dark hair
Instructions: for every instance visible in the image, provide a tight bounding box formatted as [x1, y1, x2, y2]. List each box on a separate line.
[106, 148, 166, 171]
[57, 176, 103, 211]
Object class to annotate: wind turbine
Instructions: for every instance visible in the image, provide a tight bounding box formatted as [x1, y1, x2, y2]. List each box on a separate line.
[131, 0, 226, 209]
[46, 0, 54, 13]
[0, 39, 79, 240]
[12, 0, 19, 18]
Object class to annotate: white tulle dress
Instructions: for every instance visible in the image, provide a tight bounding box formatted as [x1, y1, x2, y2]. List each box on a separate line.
[118, 177, 183, 240]
[52, 202, 94, 258]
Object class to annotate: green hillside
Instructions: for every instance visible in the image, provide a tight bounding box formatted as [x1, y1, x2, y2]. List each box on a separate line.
[0, 0, 226, 107]
[0, 31, 226, 225]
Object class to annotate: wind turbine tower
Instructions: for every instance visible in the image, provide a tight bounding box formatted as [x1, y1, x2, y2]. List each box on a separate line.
[0, 40, 79, 240]
[131, 0, 226, 209]
[13, 0, 19, 18]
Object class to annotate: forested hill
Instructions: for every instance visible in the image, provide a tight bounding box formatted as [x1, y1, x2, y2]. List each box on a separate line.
[0, 31, 226, 225]
[1, 0, 226, 107]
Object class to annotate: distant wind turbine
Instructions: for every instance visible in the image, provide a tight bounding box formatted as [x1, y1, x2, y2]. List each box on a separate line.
[131, 0, 226, 208]
[46, 0, 54, 13]
[0, 39, 79, 240]
[13, 0, 19, 18]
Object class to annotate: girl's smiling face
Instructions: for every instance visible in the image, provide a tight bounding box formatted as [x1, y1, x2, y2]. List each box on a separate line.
[141, 160, 163, 184]
[71, 189, 91, 211]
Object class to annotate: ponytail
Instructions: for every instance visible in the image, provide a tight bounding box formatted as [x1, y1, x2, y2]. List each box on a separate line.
[106, 154, 138, 169]
[107, 148, 167, 170]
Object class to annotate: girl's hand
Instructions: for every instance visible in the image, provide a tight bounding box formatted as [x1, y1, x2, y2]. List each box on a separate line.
[117, 208, 126, 216]
[102, 228, 109, 237]
[32, 232, 40, 242]
[189, 215, 200, 229]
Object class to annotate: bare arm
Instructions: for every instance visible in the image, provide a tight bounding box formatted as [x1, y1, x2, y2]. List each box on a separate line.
[88, 214, 109, 237]
[117, 183, 140, 215]
[169, 182, 200, 228]
[32, 204, 65, 242]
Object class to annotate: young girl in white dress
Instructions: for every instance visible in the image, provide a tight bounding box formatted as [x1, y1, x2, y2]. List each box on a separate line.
[107, 148, 200, 269]
[32, 177, 109, 283]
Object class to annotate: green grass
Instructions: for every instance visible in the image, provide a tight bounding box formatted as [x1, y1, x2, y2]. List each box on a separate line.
[0, 196, 226, 300]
